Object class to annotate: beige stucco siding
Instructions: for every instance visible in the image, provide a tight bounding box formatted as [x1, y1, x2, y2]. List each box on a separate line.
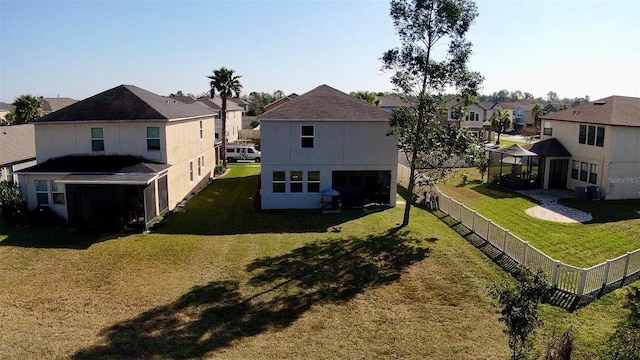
[215, 109, 242, 143]
[34, 121, 168, 163]
[19, 174, 69, 219]
[164, 117, 215, 209]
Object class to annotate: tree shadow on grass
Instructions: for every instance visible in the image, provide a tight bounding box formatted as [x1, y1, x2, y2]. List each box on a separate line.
[72, 231, 430, 359]
[0, 225, 120, 249]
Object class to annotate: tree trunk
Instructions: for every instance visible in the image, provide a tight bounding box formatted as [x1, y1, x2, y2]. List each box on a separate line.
[402, 146, 419, 226]
[221, 96, 227, 168]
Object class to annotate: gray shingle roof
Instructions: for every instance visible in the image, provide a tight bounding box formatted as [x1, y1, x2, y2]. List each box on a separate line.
[0, 124, 36, 166]
[540, 96, 640, 127]
[260, 85, 391, 122]
[524, 138, 571, 157]
[41, 97, 78, 113]
[36, 85, 213, 122]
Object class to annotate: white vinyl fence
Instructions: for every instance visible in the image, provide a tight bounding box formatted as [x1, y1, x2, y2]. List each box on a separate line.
[398, 164, 640, 297]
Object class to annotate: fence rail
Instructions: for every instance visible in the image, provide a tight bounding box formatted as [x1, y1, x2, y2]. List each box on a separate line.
[397, 164, 640, 298]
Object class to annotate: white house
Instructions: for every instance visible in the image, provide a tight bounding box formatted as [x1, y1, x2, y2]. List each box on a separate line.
[18, 85, 216, 230]
[259, 84, 398, 210]
[447, 101, 493, 141]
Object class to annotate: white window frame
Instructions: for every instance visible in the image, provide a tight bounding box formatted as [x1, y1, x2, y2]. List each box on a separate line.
[199, 120, 203, 140]
[272, 171, 286, 193]
[35, 180, 49, 205]
[290, 171, 303, 193]
[147, 126, 161, 151]
[50, 181, 65, 205]
[197, 156, 202, 178]
[189, 160, 194, 182]
[91, 127, 104, 152]
[307, 171, 320, 193]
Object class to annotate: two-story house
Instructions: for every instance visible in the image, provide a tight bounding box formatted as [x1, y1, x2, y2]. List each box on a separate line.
[448, 100, 494, 141]
[259, 84, 398, 209]
[538, 96, 640, 200]
[17, 85, 216, 230]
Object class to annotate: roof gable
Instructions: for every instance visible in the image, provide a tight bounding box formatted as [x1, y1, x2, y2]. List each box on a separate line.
[540, 96, 640, 127]
[259, 84, 390, 121]
[36, 85, 213, 122]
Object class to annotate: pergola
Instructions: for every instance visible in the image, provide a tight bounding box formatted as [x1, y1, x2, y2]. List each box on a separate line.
[488, 144, 540, 189]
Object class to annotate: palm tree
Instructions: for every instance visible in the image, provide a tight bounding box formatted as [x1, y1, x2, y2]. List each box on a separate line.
[491, 108, 511, 145]
[531, 103, 542, 129]
[351, 91, 380, 106]
[13, 95, 43, 124]
[208, 67, 242, 167]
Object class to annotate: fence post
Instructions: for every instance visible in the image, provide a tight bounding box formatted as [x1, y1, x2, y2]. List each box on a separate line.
[486, 221, 491, 242]
[551, 261, 560, 288]
[459, 204, 463, 224]
[447, 196, 452, 215]
[602, 260, 611, 289]
[577, 269, 588, 296]
[502, 231, 508, 253]
[471, 211, 476, 232]
[622, 252, 632, 285]
[522, 242, 529, 265]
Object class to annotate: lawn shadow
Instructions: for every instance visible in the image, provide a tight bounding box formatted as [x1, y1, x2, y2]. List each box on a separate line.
[470, 183, 540, 203]
[72, 231, 430, 359]
[558, 198, 640, 224]
[156, 174, 391, 236]
[0, 225, 120, 249]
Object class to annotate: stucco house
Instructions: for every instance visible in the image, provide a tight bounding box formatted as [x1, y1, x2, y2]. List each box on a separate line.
[259, 84, 398, 209]
[17, 84, 216, 230]
[0, 124, 37, 182]
[447, 100, 494, 141]
[538, 96, 640, 200]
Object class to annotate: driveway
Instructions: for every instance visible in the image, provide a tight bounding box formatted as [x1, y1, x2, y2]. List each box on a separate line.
[516, 189, 593, 223]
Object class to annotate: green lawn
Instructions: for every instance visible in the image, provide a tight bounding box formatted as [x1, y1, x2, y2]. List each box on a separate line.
[0, 164, 634, 359]
[439, 170, 640, 267]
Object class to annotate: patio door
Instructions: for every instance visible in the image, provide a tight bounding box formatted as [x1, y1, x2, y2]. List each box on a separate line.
[548, 159, 568, 189]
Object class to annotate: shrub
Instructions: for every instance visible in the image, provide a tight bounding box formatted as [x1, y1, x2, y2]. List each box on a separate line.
[0, 180, 26, 224]
[250, 119, 260, 129]
[490, 267, 551, 360]
[214, 164, 226, 176]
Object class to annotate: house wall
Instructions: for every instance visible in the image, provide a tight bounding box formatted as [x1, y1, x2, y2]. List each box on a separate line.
[34, 121, 169, 164]
[260, 119, 398, 209]
[165, 117, 216, 209]
[215, 109, 243, 143]
[19, 174, 69, 219]
[542, 120, 639, 199]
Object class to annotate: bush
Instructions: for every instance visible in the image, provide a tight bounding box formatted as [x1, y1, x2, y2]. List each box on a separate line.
[214, 164, 226, 176]
[250, 119, 260, 129]
[0, 180, 26, 224]
[544, 327, 574, 360]
[28, 205, 66, 226]
[599, 286, 640, 360]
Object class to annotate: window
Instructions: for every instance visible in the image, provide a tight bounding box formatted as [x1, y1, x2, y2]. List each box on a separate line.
[51, 181, 65, 204]
[475, 113, 479, 121]
[571, 160, 579, 179]
[201, 154, 205, 168]
[450, 110, 458, 120]
[91, 128, 104, 152]
[596, 127, 605, 147]
[589, 164, 598, 184]
[189, 160, 194, 182]
[272, 171, 285, 193]
[35, 180, 48, 205]
[543, 121, 552, 135]
[199, 120, 203, 140]
[290, 171, 303, 192]
[147, 127, 161, 151]
[197, 157, 202, 177]
[301, 125, 314, 148]
[587, 125, 595, 145]
[580, 162, 588, 182]
[307, 171, 320, 193]
[215, 133, 220, 140]
[578, 125, 586, 144]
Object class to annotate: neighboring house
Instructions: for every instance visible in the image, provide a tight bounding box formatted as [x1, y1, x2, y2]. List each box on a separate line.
[538, 96, 640, 199]
[259, 84, 398, 209]
[542, 103, 563, 115]
[0, 124, 37, 182]
[263, 93, 298, 113]
[17, 84, 216, 230]
[376, 94, 411, 113]
[228, 97, 249, 114]
[41, 97, 78, 115]
[447, 99, 494, 141]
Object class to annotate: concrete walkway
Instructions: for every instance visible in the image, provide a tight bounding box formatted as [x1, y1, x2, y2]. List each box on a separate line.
[516, 189, 593, 223]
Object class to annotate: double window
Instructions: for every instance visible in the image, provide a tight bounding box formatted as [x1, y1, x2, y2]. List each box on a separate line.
[34, 180, 65, 205]
[147, 127, 161, 151]
[91, 128, 104, 152]
[272, 171, 286, 193]
[578, 124, 604, 147]
[301, 125, 314, 148]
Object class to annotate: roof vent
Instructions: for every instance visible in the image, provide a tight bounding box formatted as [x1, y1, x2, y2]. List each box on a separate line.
[594, 101, 606, 105]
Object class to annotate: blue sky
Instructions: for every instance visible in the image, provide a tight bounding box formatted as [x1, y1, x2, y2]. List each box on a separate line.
[1, 0, 639, 102]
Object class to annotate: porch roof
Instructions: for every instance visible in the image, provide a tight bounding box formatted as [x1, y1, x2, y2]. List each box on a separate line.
[17, 155, 169, 185]
[495, 144, 538, 157]
[523, 138, 571, 157]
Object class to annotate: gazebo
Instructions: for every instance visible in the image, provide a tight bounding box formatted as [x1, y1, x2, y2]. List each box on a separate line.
[488, 144, 540, 189]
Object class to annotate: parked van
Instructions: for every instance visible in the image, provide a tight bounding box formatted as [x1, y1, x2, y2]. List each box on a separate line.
[226, 143, 261, 163]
